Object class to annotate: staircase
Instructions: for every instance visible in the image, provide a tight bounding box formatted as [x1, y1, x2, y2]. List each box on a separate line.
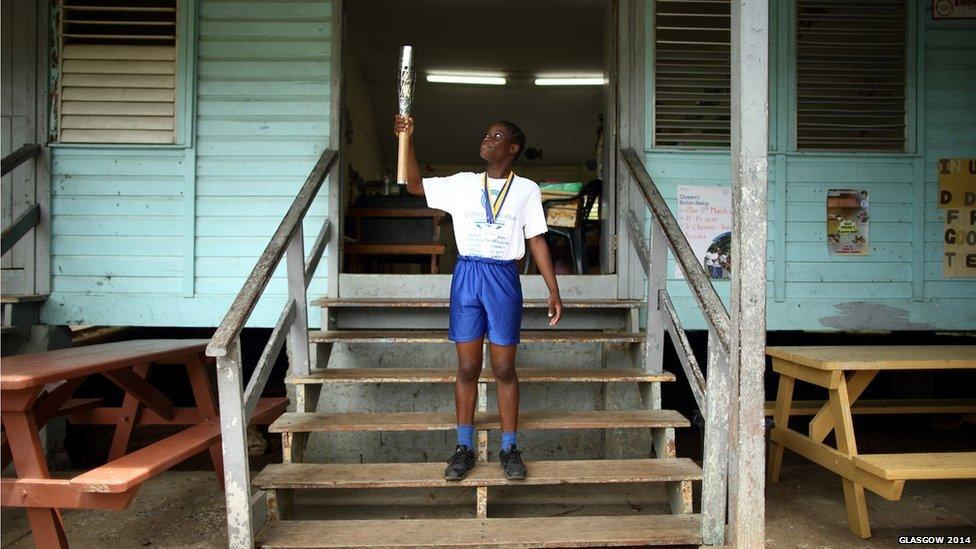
[204, 147, 746, 547]
[252, 298, 703, 547]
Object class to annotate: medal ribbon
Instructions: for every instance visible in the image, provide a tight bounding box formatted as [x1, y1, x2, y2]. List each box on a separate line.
[483, 171, 515, 224]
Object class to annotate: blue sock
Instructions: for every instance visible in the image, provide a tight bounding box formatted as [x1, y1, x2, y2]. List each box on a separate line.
[457, 424, 475, 449]
[501, 431, 517, 452]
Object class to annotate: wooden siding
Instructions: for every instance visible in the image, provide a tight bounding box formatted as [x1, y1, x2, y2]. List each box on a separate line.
[39, 0, 975, 331]
[922, 14, 976, 301]
[42, 0, 332, 327]
[646, 0, 976, 331]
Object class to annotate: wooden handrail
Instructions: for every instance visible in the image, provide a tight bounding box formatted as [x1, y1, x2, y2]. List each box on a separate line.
[1, 144, 41, 177]
[620, 148, 731, 352]
[2, 203, 41, 256]
[206, 148, 338, 357]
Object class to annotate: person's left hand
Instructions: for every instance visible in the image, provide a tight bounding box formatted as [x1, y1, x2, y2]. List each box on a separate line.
[547, 293, 563, 327]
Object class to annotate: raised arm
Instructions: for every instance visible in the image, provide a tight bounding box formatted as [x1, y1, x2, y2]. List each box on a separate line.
[393, 114, 423, 196]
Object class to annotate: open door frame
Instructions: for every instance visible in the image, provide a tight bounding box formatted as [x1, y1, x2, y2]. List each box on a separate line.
[328, 0, 646, 301]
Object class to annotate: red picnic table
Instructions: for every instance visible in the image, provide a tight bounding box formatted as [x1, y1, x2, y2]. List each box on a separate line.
[0, 339, 287, 548]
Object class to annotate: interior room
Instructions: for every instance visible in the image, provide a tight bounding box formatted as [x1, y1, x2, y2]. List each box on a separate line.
[341, 0, 607, 276]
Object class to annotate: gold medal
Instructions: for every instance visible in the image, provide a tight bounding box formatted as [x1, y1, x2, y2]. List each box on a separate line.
[483, 171, 515, 224]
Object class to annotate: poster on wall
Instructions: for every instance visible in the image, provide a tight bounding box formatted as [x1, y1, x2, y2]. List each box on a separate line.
[826, 189, 870, 256]
[938, 158, 976, 278]
[933, 0, 976, 19]
[677, 186, 732, 279]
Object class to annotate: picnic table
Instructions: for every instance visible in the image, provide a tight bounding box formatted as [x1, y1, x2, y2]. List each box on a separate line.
[766, 345, 976, 539]
[0, 339, 287, 548]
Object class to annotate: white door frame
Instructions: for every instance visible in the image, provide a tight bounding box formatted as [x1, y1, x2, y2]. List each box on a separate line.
[328, 0, 646, 300]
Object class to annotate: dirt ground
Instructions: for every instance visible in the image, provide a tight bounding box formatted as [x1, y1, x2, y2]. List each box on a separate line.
[2, 459, 974, 548]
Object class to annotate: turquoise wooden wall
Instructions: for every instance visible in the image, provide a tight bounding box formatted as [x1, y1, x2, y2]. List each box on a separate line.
[647, 0, 976, 331]
[41, 0, 333, 328]
[40, 0, 974, 331]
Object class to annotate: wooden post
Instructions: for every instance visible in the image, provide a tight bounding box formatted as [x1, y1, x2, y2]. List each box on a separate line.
[285, 225, 310, 376]
[215, 338, 254, 548]
[476, 342, 489, 518]
[700, 330, 732, 545]
[728, 0, 769, 546]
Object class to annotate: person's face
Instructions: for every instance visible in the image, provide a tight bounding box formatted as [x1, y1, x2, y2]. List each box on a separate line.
[479, 123, 519, 163]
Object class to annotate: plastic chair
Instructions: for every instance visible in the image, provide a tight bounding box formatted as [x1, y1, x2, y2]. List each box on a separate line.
[525, 179, 602, 275]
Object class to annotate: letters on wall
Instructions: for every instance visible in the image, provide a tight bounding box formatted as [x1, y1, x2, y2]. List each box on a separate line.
[939, 158, 976, 277]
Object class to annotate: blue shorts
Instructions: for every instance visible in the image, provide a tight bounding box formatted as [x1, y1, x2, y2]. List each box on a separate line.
[449, 255, 522, 346]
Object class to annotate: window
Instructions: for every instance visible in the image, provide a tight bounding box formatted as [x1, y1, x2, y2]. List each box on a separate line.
[795, 0, 907, 151]
[653, 0, 731, 148]
[57, 0, 178, 144]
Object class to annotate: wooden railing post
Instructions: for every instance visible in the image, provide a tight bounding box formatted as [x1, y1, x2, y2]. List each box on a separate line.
[285, 225, 310, 377]
[701, 330, 733, 545]
[215, 337, 254, 548]
[645, 215, 690, 514]
[205, 148, 338, 547]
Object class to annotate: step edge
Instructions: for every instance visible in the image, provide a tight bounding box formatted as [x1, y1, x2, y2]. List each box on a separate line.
[268, 410, 692, 433]
[310, 298, 644, 309]
[285, 369, 677, 384]
[255, 515, 703, 547]
[253, 458, 703, 488]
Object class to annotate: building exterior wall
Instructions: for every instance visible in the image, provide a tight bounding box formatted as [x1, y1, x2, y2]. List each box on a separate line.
[37, 0, 974, 331]
[648, 0, 976, 331]
[41, 0, 333, 328]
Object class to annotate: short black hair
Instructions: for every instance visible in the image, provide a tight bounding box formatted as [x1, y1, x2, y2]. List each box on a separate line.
[498, 121, 526, 162]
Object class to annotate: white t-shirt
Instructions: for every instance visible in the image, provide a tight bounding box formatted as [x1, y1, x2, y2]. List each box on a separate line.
[423, 171, 548, 261]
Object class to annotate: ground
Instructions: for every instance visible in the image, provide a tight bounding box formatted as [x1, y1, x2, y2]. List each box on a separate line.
[2, 461, 974, 548]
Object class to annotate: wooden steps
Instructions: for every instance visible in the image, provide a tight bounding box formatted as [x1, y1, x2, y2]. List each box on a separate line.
[270, 409, 690, 434]
[312, 297, 643, 309]
[287, 367, 675, 384]
[255, 514, 703, 548]
[259, 297, 697, 547]
[253, 458, 701, 490]
[309, 330, 644, 344]
[854, 452, 976, 480]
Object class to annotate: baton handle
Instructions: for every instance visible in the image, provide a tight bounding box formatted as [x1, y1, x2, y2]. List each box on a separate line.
[396, 130, 409, 185]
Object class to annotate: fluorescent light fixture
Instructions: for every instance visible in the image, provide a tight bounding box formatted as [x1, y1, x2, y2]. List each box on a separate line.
[426, 73, 507, 85]
[534, 76, 605, 86]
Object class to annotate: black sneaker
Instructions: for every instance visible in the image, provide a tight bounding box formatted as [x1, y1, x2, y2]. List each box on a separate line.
[444, 445, 476, 481]
[499, 445, 527, 480]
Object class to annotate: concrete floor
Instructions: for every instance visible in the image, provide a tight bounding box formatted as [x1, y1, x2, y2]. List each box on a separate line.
[2, 462, 974, 548]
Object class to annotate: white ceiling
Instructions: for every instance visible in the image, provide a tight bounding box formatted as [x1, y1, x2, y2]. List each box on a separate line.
[346, 0, 606, 167]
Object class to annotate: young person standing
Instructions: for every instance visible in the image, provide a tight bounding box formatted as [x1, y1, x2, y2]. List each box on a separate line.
[393, 114, 563, 480]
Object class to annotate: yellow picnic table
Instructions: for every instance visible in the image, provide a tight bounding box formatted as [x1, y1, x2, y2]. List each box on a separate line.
[766, 345, 976, 539]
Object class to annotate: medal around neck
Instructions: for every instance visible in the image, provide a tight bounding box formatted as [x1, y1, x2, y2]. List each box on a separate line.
[483, 171, 515, 224]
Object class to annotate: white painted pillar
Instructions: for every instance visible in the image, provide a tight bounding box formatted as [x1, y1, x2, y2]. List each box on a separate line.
[728, 0, 769, 546]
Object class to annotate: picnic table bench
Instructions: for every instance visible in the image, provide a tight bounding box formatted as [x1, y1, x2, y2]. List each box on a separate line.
[766, 345, 976, 539]
[0, 339, 287, 548]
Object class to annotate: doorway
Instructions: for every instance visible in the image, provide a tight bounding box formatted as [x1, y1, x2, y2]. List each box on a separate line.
[333, 0, 639, 299]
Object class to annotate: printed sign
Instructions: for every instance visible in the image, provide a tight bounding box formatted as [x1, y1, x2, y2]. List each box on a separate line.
[933, 0, 976, 19]
[939, 158, 976, 277]
[938, 158, 976, 208]
[827, 189, 870, 256]
[677, 186, 733, 279]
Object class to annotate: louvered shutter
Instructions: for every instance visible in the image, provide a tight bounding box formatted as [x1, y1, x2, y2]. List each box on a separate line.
[58, 1, 177, 144]
[654, 0, 731, 148]
[796, 0, 907, 151]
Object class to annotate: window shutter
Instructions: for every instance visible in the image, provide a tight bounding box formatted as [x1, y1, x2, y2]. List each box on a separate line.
[654, 0, 731, 148]
[58, 1, 178, 144]
[796, 0, 907, 151]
